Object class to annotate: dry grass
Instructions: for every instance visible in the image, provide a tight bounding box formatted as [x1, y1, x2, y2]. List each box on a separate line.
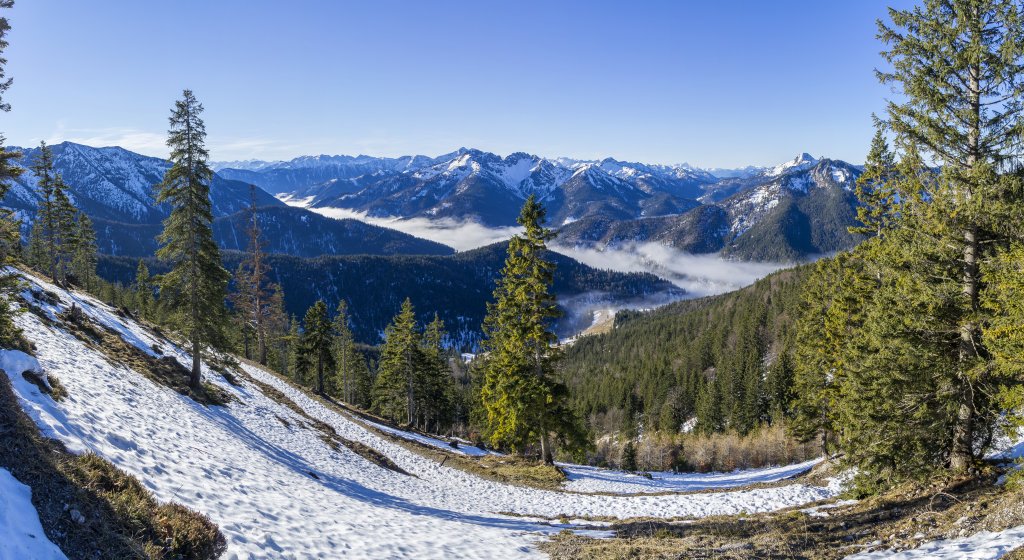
[236, 357, 571, 491]
[235, 366, 410, 476]
[592, 424, 819, 474]
[22, 370, 69, 401]
[45, 305, 232, 407]
[542, 468, 1024, 559]
[0, 373, 226, 559]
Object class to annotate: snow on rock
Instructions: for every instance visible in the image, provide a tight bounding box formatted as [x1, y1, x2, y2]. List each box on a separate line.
[0, 468, 67, 560]
[0, 349, 44, 387]
[847, 525, 1024, 559]
[4, 271, 845, 559]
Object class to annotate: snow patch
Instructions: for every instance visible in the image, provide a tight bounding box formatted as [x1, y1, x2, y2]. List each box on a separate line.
[0, 468, 67, 560]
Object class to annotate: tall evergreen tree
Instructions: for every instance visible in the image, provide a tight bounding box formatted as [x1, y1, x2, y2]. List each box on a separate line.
[154, 90, 230, 389]
[0, 0, 19, 346]
[417, 313, 455, 432]
[332, 300, 372, 407]
[850, 127, 898, 237]
[69, 211, 97, 289]
[872, 0, 1024, 472]
[299, 300, 334, 395]
[134, 259, 154, 319]
[373, 298, 421, 425]
[231, 186, 274, 365]
[480, 196, 583, 463]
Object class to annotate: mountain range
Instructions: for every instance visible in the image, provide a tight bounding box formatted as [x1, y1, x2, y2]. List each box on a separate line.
[5, 142, 450, 258]
[217, 149, 865, 262]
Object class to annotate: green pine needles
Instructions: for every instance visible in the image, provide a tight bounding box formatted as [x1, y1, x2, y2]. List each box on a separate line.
[479, 195, 584, 464]
[154, 90, 230, 389]
[793, 0, 1024, 492]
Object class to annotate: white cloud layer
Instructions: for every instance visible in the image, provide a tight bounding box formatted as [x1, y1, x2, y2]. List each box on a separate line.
[551, 242, 789, 298]
[306, 201, 789, 297]
[306, 206, 523, 252]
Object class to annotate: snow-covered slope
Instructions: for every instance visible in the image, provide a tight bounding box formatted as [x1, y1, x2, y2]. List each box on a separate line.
[4, 272, 846, 559]
[0, 467, 66, 560]
[5, 142, 283, 225]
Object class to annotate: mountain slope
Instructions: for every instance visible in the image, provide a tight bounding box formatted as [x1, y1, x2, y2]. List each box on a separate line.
[6, 142, 283, 224]
[91, 206, 454, 258]
[557, 156, 864, 261]
[223, 149, 712, 227]
[3, 270, 844, 558]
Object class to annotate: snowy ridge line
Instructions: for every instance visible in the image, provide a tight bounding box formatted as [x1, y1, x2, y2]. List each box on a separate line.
[5, 271, 848, 558]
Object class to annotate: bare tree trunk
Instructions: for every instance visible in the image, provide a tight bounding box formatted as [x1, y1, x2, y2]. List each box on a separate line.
[952, 54, 983, 472]
[316, 352, 325, 395]
[191, 339, 202, 390]
[539, 428, 553, 465]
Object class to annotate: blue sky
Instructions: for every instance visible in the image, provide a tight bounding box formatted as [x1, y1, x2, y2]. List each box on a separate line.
[3, 1, 914, 167]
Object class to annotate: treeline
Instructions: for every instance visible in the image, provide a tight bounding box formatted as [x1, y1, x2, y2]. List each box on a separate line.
[561, 266, 807, 438]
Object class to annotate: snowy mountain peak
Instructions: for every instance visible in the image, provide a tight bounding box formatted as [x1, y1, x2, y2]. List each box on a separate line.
[766, 153, 818, 177]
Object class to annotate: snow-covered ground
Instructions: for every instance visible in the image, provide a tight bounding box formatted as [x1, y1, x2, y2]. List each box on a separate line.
[559, 459, 822, 494]
[5, 272, 846, 559]
[0, 468, 67, 560]
[848, 526, 1024, 559]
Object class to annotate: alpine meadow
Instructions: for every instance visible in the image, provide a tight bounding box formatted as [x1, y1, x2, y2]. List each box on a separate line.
[1, 1, 1024, 559]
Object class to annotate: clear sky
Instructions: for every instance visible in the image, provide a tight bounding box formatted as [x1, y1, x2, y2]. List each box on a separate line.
[3, 0, 915, 168]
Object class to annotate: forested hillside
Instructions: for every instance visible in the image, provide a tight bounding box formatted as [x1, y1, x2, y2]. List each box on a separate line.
[97, 241, 679, 348]
[91, 205, 454, 258]
[561, 265, 809, 436]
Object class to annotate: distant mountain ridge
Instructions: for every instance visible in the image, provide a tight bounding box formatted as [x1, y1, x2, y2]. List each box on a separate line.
[3, 142, 454, 259]
[558, 156, 864, 261]
[217, 149, 866, 262]
[215, 148, 722, 227]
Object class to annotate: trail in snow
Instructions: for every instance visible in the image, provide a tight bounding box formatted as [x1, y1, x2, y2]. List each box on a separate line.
[7, 272, 844, 559]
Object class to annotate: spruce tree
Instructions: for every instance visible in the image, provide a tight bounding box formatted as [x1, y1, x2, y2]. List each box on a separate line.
[850, 127, 897, 237]
[30, 142, 63, 281]
[480, 195, 582, 463]
[69, 211, 97, 289]
[872, 0, 1024, 472]
[299, 300, 334, 395]
[333, 300, 373, 406]
[154, 90, 230, 390]
[134, 260, 154, 319]
[0, 0, 18, 206]
[373, 298, 421, 425]
[418, 313, 454, 432]
[0, 0, 19, 345]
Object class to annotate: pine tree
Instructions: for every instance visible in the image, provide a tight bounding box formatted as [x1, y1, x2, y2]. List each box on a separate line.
[154, 90, 230, 390]
[373, 298, 421, 425]
[850, 127, 898, 237]
[230, 186, 274, 365]
[134, 260, 154, 319]
[480, 195, 583, 463]
[69, 211, 97, 289]
[299, 300, 334, 395]
[871, 0, 1024, 473]
[0, 0, 19, 346]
